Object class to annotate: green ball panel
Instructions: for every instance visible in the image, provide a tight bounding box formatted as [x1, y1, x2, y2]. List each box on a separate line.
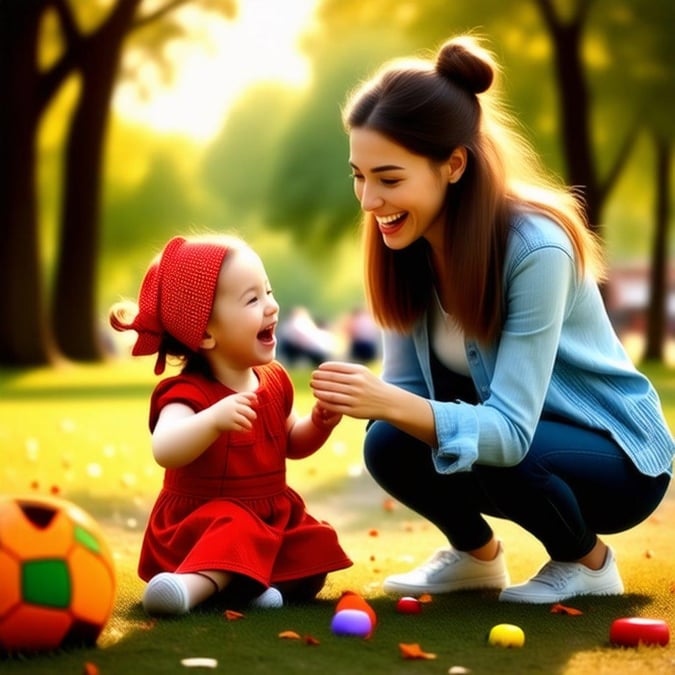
[23, 560, 71, 608]
[74, 525, 101, 555]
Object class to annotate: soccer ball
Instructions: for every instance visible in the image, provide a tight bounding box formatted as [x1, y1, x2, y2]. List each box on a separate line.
[0, 494, 116, 653]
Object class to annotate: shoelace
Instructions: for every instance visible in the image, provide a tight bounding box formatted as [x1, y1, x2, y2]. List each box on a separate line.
[532, 561, 578, 590]
[418, 548, 461, 575]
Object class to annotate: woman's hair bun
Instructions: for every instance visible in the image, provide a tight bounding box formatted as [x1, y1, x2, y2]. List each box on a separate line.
[435, 37, 494, 95]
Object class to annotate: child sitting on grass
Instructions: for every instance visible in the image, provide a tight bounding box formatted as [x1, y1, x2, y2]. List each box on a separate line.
[110, 234, 352, 615]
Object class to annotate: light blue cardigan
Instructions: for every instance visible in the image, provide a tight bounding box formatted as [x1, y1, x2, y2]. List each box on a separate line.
[380, 212, 674, 477]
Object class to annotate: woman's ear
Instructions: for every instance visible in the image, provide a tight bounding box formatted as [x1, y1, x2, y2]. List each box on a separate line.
[446, 146, 468, 184]
[200, 332, 216, 350]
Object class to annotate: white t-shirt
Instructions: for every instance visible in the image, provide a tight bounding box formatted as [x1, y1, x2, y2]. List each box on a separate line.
[430, 291, 470, 376]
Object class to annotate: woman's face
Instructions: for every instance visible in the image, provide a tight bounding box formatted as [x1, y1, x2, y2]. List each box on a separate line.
[349, 127, 454, 251]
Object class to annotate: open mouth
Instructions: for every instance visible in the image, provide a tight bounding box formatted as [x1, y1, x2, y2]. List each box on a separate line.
[257, 325, 276, 345]
[376, 212, 407, 229]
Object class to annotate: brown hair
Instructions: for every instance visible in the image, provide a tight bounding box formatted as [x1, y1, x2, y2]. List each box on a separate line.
[342, 35, 604, 342]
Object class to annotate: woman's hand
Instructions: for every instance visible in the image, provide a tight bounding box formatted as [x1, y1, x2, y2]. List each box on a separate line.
[311, 361, 438, 446]
[310, 361, 394, 420]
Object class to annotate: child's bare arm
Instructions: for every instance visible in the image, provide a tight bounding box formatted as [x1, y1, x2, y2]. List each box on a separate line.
[152, 392, 258, 468]
[286, 403, 342, 459]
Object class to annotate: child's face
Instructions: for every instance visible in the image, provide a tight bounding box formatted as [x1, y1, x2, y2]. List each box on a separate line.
[205, 247, 279, 368]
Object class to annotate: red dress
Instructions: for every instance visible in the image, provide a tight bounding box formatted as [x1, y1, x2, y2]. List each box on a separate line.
[138, 361, 352, 587]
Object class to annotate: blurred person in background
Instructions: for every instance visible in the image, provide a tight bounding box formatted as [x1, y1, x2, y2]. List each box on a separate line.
[277, 305, 336, 367]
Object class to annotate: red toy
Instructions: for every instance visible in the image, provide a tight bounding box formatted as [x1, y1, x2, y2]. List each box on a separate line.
[396, 596, 422, 614]
[0, 495, 116, 653]
[609, 617, 670, 647]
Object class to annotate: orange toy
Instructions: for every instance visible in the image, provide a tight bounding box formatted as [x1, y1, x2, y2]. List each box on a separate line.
[335, 591, 377, 636]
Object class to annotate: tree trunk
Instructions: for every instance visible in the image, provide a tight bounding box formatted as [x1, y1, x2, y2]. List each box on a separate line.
[0, 0, 57, 366]
[52, 0, 141, 360]
[535, 0, 602, 233]
[643, 134, 671, 362]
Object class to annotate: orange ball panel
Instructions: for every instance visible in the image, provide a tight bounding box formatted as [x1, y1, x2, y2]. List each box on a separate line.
[70, 547, 116, 625]
[0, 551, 21, 617]
[0, 498, 73, 558]
[0, 605, 72, 652]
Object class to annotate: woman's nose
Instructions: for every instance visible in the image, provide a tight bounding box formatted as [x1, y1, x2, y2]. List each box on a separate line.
[359, 182, 385, 211]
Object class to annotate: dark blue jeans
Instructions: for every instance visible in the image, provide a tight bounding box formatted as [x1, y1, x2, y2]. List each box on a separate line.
[364, 417, 670, 562]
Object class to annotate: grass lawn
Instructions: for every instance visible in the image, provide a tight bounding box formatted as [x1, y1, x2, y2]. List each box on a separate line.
[1, 356, 674, 674]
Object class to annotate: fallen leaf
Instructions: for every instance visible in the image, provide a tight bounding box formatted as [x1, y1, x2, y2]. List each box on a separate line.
[82, 663, 99, 675]
[418, 593, 433, 603]
[304, 635, 320, 645]
[278, 630, 301, 639]
[399, 643, 437, 660]
[383, 498, 396, 512]
[644, 549, 654, 559]
[137, 619, 157, 631]
[224, 609, 245, 620]
[368, 529, 379, 537]
[550, 603, 583, 615]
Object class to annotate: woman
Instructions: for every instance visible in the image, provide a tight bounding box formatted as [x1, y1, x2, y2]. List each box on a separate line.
[310, 35, 673, 604]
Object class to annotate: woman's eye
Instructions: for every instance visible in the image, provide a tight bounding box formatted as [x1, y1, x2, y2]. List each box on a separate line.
[350, 172, 364, 181]
[381, 178, 400, 185]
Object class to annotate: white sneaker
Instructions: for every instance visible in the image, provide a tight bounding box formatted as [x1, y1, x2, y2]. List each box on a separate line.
[143, 572, 190, 615]
[499, 547, 624, 604]
[383, 542, 510, 595]
[250, 586, 283, 609]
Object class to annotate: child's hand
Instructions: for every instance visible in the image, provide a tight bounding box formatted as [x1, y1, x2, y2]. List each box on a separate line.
[210, 391, 258, 432]
[311, 402, 342, 431]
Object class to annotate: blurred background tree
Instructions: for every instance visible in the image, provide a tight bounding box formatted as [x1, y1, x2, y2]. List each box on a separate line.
[1, 0, 236, 366]
[1, 0, 672, 368]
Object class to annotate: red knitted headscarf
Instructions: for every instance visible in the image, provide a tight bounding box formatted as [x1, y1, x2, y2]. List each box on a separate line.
[111, 236, 229, 374]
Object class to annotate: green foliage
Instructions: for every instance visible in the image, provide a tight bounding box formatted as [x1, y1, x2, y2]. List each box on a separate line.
[36, 0, 672, 336]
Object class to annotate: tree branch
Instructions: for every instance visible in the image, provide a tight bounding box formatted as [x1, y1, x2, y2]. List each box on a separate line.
[131, 0, 194, 32]
[51, 0, 81, 45]
[37, 0, 83, 114]
[598, 118, 642, 205]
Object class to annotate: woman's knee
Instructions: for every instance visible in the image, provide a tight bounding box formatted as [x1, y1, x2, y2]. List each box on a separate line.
[364, 421, 419, 475]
